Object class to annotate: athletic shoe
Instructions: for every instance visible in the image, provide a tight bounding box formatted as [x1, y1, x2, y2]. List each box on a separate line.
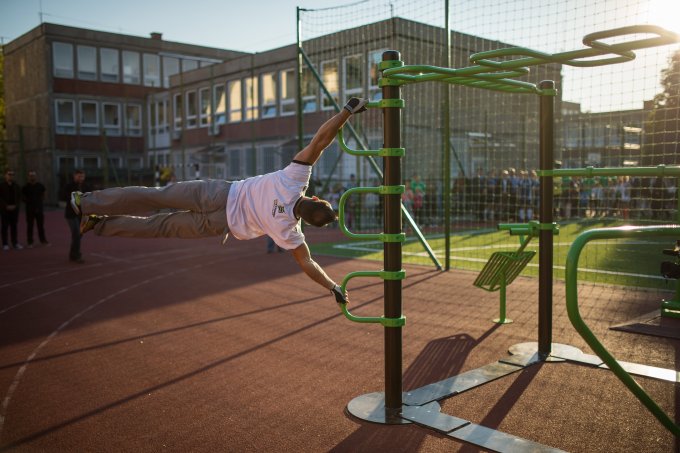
[80, 215, 102, 235]
[70, 191, 83, 215]
[2, 245, 9, 251]
[13, 244, 23, 250]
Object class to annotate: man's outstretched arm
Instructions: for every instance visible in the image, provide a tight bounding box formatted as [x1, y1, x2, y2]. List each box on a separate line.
[292, 242, 349, 304]
[293, 98, 368, 165]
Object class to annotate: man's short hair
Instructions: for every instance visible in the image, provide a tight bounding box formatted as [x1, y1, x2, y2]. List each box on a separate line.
[74, 169, 84, 175]
[298, 198, 337, 227]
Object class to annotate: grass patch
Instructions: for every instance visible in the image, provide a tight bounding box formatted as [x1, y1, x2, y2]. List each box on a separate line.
[310, 220, 680, 290]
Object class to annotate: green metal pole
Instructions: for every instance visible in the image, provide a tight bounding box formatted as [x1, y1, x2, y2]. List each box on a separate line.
[565, 225, 680, 437]
[443, 0, 451, 271]
[538, 80, 555, 357]
[382, 50, 403, 416]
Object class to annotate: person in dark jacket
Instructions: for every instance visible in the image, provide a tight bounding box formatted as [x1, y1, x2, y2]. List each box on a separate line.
[60, 169, 91, 263]
[0, 169, 23, 251]
[22, 170, 49, 247]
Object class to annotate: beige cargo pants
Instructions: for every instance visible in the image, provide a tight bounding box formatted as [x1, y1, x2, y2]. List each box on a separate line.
[80, 180, 231, 239]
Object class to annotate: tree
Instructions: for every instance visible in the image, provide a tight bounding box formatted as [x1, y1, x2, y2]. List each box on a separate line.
[644, 49, 680, 165]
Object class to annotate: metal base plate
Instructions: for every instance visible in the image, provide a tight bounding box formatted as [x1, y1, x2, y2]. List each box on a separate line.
[509, 342, 578, 362]
[493, 317, 513, 324]
[346, 392, 415, 425]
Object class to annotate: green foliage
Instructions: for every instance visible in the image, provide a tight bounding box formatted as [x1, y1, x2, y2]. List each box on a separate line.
[654, 49, 680, 110]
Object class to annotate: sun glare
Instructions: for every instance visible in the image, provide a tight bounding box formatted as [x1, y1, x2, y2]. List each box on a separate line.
[648, 0, 680, 35]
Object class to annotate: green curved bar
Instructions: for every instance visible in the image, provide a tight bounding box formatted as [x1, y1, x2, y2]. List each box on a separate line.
[565, 225, 680, 436]
[380, 25, 679, 94]
[337, 128, 381, 156]
[338, 186, 406, 242]
[339, 270, 406, 327]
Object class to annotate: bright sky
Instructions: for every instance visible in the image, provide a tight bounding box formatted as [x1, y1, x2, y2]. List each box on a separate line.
[0, 0, 347, 51]
[1, 0, 679, 112]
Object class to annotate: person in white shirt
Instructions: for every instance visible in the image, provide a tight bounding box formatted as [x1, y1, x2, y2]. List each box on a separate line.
[72, 98, 370, 304]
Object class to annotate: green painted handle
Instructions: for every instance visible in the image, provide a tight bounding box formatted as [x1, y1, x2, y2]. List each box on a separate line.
[565, 225, 680, 436]
[338, 270, 406, 327]
[338, 186, 406, 242]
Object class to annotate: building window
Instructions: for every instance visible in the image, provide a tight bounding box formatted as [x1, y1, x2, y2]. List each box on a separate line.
[58, 156, 76, 174]
[77, 45, 97, 80]
[128, 158, 143, 170]
[143, 53, 161, 87]
[163, 56, 180, 88]
[214, 84, 226, 125]
[82, 157, 99, 171]
[108, 157, 121, 169]
[245, 148, 256, 176]
[228, 79, 242, 122]
[228, 149, 241, 177]
[148, 102, 157, 135]
[103, 102, 121, 136]
[343, 54, 363, 98]
[368, 49, 386, 101]
[122, 50, 140, 84]
[52, 42, 73, 78]
[199, 87, 211, 127]
[55, 99, 76, 134]
[173, 93, 183, 130]
[261, 146, 277, 174]
[186, 90, 197, 128]
[182, 59, 198, 72]
[100, 48, 119, 82]
[320, 60, 339, 110]
[158, 100, 168, 133]
[125, 103, 142, 136]
[244, 76, 259, 121]
[79, 101, 99, 135]
[301, 67, 317, 113]
[261, 72, 277, 119]
[280, 69, 296, 116]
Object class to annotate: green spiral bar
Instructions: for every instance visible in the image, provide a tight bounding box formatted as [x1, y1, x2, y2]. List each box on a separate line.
[380, 25, 679, 94]
[339, 270, 406, 327]
[338, 186, 406, 242]
[565, 225, 680, 437]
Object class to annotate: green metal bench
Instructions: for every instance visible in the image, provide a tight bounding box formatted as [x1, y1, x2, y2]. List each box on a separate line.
[474, 221, 556, 323]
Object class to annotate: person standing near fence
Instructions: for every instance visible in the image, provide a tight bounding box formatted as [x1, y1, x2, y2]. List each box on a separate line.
[61, 169, 91, 263]
[0, 169, 23, 251]
[22, 170, 49, 247]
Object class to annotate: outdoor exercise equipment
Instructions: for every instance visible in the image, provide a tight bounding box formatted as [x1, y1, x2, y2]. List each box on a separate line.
[333, 24, 679, 451]
[565, 225, 680, 437]
[660, 240, 680, 318]
[473, 221, 558, 324]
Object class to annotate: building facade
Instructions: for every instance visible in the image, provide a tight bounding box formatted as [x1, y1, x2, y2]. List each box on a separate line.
[3, 23, 246, 202]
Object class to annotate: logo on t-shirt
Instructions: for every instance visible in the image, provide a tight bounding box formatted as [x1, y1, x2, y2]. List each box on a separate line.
[272, 199, 285, 217]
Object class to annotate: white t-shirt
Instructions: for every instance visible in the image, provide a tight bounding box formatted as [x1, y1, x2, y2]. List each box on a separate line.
[226, 162, 311, 250]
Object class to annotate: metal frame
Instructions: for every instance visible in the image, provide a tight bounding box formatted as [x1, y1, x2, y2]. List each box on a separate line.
[333, 23, 680, 451]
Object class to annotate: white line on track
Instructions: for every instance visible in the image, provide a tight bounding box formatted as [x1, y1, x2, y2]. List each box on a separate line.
[0, 254, 231, 441]
[0, 250, 210, 315]
[0, 248, 190, 290]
